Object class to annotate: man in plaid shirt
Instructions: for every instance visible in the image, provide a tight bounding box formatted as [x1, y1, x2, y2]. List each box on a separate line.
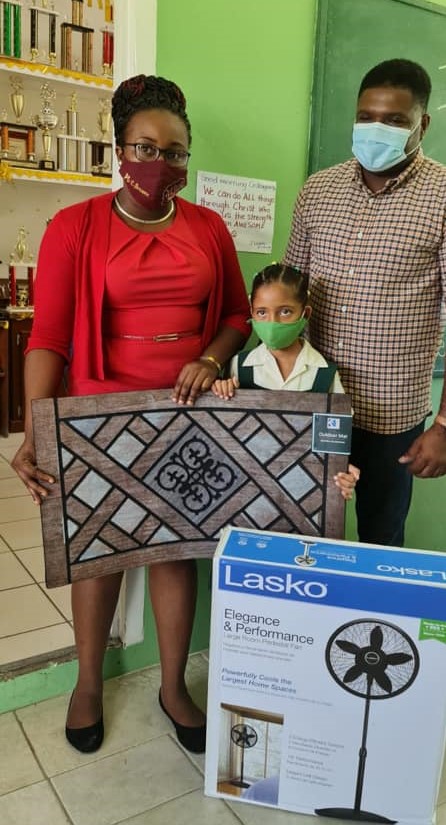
[285, 59, 446, 546]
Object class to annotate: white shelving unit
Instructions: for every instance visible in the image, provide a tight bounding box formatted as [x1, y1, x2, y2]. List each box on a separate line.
[5, 164, 111, 187]
[0, 1, 114, 276]
[0, 56, 113, 191]
[0, 55, 113, 89]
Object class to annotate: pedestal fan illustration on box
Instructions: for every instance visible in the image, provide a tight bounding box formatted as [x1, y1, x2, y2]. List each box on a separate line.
[315, 619, 420, 824]
[230, 723, 258, 788]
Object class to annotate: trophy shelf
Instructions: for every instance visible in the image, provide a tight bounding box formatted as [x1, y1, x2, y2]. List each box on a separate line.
[7, 165, 112, 188]
[0, 78, 113, 181]
[0, 56, 113, 90]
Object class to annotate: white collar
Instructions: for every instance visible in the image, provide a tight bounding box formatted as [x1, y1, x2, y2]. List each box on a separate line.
[243, 340, 328, 375]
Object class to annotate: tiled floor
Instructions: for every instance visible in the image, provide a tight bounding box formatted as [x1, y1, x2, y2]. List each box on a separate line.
[0, 433, 74, 669]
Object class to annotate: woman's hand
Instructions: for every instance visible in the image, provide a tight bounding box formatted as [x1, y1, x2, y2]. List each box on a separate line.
[211, 376, 239, 400]
[172, 359, 220, 406]
[333, 463, 360, 501]
[11, 439, 55, 505]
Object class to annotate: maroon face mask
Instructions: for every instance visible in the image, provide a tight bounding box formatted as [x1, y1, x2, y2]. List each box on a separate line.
[119, 158, 187, 209]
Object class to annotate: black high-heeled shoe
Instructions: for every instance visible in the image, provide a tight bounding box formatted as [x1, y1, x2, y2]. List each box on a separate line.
[65, 693, 104, 754]
[158, 690, 206, 754]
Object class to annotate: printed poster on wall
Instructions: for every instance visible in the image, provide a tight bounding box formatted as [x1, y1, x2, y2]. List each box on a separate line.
[196, 170, 276, 253]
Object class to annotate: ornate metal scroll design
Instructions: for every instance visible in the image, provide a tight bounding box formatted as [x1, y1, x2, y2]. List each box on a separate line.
[156, 437, 235, 515]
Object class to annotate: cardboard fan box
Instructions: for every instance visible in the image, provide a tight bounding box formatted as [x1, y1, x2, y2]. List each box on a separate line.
[31, 389, 351, 587]
[205, 526, 446, 825]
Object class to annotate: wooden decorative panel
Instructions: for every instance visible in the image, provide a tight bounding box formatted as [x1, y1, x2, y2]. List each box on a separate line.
[32, 390, 351, 587]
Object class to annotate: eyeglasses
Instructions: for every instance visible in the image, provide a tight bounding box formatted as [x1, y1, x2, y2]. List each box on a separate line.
[123, 143, 191, 167]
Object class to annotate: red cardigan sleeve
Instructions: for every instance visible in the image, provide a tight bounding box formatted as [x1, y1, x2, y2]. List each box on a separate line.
[27, 207, 78, 360]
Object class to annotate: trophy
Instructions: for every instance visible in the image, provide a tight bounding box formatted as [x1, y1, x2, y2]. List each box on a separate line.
[8, 227, 35, 311]
[0, 1, 22, 59]
[61, 0, 94, 74]
[0, 79, 37, 167]
[29, 1, 59, 65]
[67, 92, 79, 136]
[97, 96, 111, 141]
[10, 76, 24, 123]
[57, 93, 89, 173]
[101, 26, 114, 77]
[34, 82, 58, 170]
[89, 97, 112, 177]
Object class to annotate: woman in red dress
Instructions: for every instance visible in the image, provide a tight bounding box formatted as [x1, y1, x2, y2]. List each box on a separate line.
[12, 75, 250, 755]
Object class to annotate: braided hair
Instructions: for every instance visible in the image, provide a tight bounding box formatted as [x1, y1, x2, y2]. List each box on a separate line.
[112, 74, 191, 147]
[251, 264, 309, 305]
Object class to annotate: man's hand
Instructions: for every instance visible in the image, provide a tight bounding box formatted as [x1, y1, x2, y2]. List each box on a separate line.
[398, 423, 446, 478]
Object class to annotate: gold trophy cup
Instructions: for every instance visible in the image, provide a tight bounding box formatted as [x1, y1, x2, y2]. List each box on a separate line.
[34, 83, 59, 170]
[90, 98, 112, 177]
[10, 77, 24, 123]
[98, 97, 111, 142]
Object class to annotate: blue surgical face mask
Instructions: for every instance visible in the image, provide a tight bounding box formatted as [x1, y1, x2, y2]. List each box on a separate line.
[352, 119, 421, 172]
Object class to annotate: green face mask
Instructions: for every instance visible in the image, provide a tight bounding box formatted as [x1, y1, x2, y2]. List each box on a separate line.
[251, 316, 307, 349]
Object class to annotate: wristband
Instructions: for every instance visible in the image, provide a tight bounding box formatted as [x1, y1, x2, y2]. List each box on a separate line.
[434, 414, 446, 429]
[200, 355, 222, 373]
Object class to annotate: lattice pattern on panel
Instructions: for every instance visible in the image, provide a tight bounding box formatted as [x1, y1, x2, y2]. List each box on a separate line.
[32, 390, 350, 586]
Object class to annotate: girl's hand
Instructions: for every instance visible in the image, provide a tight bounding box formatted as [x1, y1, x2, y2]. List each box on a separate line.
[333, 463, 360, 501]
[11, 440, 55, 505]
[211, 376, 239, 400]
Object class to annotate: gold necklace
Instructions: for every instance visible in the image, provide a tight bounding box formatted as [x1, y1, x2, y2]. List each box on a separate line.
[114, 196, 175, 225]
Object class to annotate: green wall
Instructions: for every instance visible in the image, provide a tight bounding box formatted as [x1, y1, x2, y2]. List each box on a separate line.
[156, 0, 317, 282]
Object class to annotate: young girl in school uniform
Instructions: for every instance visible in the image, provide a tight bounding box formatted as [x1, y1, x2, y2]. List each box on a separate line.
[211, 262, 359, 499]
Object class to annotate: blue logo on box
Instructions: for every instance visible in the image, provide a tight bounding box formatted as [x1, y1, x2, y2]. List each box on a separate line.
[327, 418, 340, 430]
[218, 559, 446, 620]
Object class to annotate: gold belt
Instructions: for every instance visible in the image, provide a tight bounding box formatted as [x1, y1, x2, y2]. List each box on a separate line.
[107, 332, 198, 342]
